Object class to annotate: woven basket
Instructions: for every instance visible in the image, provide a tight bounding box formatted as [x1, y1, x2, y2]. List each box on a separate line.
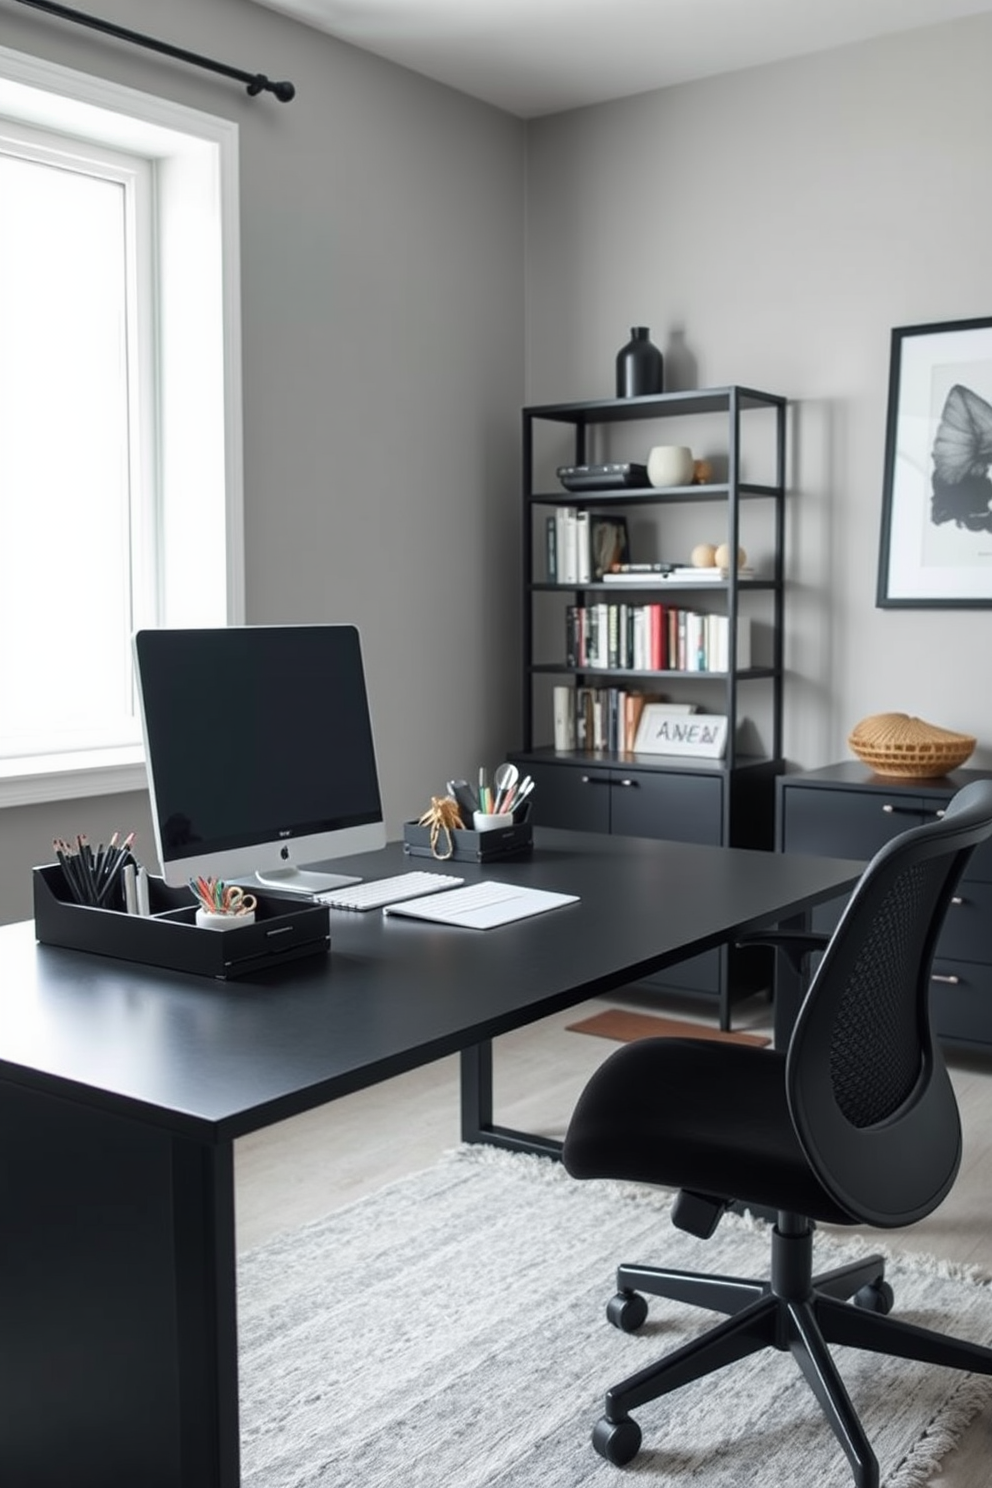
[848, 713, 976, 778]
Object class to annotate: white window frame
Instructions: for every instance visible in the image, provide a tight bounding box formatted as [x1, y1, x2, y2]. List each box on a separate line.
[0, 46, 244, 809]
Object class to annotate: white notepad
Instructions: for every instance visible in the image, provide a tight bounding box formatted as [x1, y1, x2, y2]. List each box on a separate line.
[382, 879, 579, 929]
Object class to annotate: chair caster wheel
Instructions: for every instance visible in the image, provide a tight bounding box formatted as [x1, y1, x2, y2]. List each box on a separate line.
[592, 1413, 642, 1465]
[606, 1290, 648, 1332]
[854, 1279, 894, 1314]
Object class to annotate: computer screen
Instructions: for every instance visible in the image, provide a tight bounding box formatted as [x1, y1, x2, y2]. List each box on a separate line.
[134, 624, 387, 891]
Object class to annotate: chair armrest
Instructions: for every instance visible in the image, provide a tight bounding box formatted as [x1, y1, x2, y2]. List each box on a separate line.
[734, 930, 830, 972]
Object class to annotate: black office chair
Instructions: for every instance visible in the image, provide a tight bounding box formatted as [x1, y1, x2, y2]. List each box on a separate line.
[562, 778, 992, 1488]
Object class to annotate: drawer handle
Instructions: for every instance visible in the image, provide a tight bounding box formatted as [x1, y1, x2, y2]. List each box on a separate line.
[950, 895, 964, 906]
[931, 973, 960, 985]
[617, 778, 638, 788]
[579, 774, 612, 787]
[881, 804, 947, 818]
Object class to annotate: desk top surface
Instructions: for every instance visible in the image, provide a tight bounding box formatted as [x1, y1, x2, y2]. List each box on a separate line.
[0, 830, 863, 1140]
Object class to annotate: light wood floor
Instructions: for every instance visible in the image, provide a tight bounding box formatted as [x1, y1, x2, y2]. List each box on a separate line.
[235, 987, 992, 1486]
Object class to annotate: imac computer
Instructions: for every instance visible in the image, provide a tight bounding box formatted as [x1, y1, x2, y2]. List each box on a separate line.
[134, 624, 387, 893]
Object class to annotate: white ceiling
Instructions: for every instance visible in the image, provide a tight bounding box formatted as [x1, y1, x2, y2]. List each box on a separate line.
[251, 0, 992, 117]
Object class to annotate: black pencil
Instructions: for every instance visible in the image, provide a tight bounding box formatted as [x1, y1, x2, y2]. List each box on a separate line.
[54, 839, 87, 904]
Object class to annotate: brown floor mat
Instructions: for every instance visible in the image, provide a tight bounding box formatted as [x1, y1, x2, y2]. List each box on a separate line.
[566, 1009, 770, 1047]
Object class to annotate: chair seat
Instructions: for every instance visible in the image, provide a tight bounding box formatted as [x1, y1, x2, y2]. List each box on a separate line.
[563, 1037, 855, 1225]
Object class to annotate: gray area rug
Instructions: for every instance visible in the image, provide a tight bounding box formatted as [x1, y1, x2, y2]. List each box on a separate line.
[238, 1145, 992, 1487]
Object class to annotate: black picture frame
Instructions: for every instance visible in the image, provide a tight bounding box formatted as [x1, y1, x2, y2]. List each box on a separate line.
[877, 316, 992, 608]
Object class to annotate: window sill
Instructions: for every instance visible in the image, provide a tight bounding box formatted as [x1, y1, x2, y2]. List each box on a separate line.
[0, 747, 147, 809]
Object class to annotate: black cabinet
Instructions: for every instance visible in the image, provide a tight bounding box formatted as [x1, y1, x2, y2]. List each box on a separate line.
[777, 762, 992, 1052]
[512, 387, 787, 1026]
[523, 758, 724, 841]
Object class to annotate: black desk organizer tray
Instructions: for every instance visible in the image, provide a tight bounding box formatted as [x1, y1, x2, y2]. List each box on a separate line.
[402, 809, 532, 864]
[33, 864, 331, 980]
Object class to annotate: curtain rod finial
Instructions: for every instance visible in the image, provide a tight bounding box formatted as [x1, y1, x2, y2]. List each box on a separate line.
[247, 74, 295, 102]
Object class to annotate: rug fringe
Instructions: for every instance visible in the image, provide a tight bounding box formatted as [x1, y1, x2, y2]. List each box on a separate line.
[884, 1373, 992, 1487]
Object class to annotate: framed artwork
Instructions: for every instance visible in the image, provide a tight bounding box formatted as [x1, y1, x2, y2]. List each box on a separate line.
[877, 316, 992, 607]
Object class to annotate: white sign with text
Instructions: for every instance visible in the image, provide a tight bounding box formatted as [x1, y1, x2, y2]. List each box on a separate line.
[634, 708, 729, 758]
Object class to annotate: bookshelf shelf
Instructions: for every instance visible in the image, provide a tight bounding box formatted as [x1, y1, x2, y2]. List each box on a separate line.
[528, 480, 780, 507]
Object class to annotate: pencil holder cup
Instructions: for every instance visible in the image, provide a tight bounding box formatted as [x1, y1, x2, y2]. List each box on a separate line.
[196, 907, 255, 930]
[473, 811, 510, 832]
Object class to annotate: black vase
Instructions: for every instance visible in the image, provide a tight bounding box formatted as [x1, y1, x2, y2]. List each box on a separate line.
[615, 326, 663, 398]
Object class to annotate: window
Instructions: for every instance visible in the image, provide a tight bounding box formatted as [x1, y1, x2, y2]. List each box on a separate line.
[0, 47, 243, 807]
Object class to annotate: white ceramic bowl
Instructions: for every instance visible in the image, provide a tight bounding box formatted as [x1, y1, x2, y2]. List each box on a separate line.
[647, 445, 693, 487]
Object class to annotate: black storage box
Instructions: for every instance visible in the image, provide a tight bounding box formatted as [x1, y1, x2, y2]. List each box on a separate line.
[33, 863, 331, 980]
[402, 812, 532, 864]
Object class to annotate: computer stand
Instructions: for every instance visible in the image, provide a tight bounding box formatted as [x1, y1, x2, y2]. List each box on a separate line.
[254, 865, 362, 895]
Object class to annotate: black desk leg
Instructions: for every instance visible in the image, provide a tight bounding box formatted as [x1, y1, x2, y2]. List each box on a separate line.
[460, 1041, 563, 1160]
[0, 1080, 239, 1488]
[773, 910, 809, 1048]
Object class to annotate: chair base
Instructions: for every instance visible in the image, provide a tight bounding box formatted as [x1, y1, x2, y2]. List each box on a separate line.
[594, 1224, 992, 1488]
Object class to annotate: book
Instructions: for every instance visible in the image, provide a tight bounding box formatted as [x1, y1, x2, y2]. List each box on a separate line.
[545, 515, 557, 582]
[602, 572, 675, 585]
[577, 686, 600, 749]
[623, 692, 646, 752]
[575, 508, 592, 584]
[553, 685, 575, 751]
[563, 508, 578, 585]
[603, 562, 672, 586]
[661, 566, 756, 581]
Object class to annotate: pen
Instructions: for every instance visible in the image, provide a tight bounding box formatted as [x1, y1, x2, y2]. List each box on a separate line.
[512, 776, 535, 812]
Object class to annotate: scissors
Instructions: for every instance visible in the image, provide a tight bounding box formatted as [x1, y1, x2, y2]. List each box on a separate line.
[222, 884, 257, 916]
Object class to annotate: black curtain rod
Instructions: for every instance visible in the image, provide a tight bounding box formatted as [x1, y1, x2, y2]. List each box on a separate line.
[14, 0, 296, 101]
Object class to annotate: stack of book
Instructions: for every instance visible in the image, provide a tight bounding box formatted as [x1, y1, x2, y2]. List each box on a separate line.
[553, 687, 695, 754]
[565, 603, 751, 673]
[546, 510, 628, 583]
[603, 563, 755, 584]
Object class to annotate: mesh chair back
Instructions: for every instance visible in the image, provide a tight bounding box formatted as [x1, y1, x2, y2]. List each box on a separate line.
[786, 779, 992, 1227]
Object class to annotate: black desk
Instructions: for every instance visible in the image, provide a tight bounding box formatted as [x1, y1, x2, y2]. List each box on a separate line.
[0, 829, 862, 1488]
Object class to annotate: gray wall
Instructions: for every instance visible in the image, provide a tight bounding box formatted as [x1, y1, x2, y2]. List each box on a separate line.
[0, 0, 525, 922]
[3, 5, 991, 925]
[525, 13, 992, 773]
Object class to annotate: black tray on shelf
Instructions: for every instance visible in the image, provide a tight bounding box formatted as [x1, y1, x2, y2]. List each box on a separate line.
[33, 864, 331, 980]
[556, 462, 649, 492]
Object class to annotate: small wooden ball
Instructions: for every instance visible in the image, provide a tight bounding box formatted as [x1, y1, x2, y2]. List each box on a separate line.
[691, 543, 716, 568]
[715, 542, 747, 571]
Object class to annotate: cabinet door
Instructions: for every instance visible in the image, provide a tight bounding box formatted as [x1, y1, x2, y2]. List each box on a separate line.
[610, 770, 723, 846]
[779, 785, 927, 936]
[615, 772, 725, 994]
[522, 761, 611, 833]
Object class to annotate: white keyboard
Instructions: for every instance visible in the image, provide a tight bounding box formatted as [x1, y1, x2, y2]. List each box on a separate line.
[316, 870, 465, 912]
